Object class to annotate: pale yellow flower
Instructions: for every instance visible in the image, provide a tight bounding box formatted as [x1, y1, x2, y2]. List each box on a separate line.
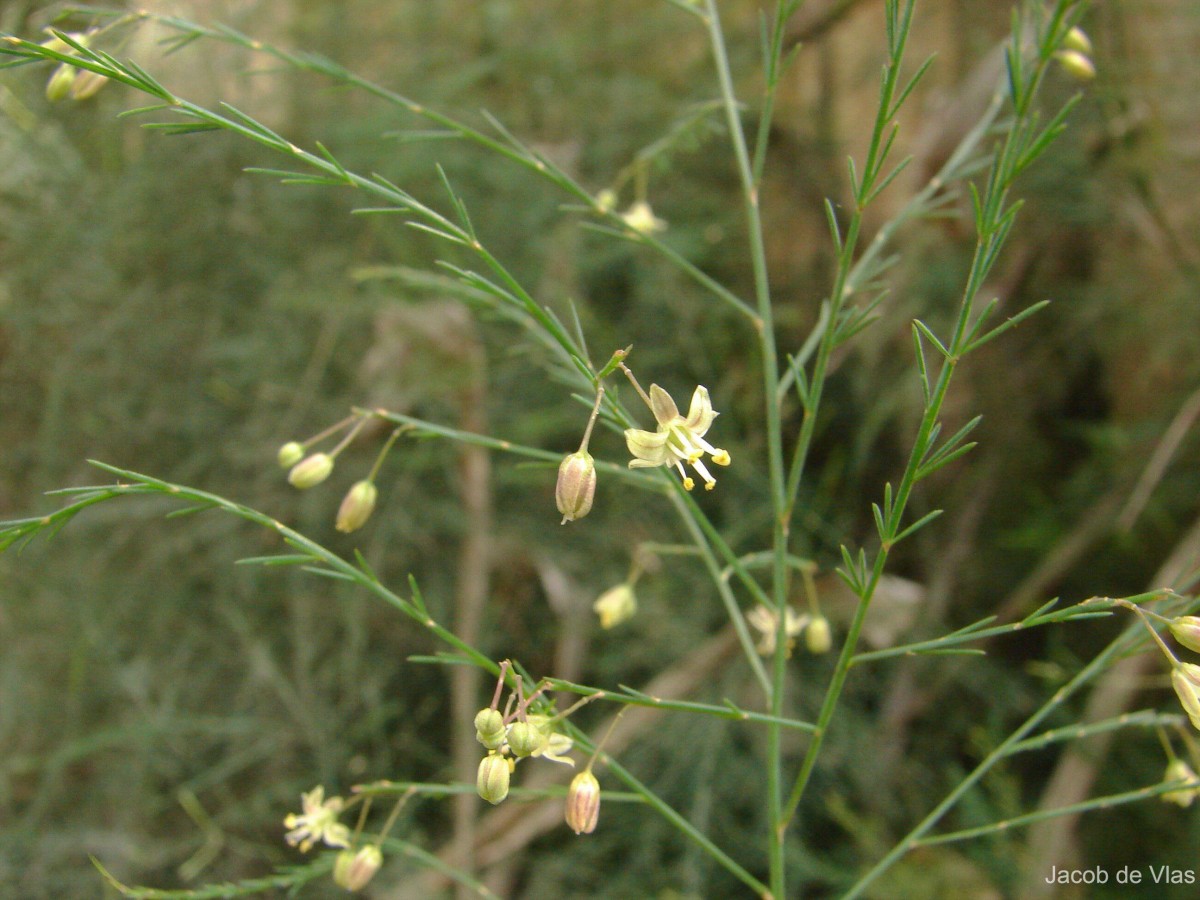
[746, 604, 808, 656]
[593, 583, 638, 629]
[624, 384, 730, 491]
[283, 786, 351, 852]
[621, 200, 667, 234]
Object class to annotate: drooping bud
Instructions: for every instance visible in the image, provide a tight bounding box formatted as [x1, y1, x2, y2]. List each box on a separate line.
[565, 769, 601, 834]
[1171, 664, 1200, 731]
[1055, 49, 1096, 82]
[805, 615, 832, 654]
[1170, 616, 1200, 654]
[1062, 26, 1093, 56]
[1162, 759, 1200, 808]
[45, 65, 77, 102]
[336, 480, 378, 533]
[556, 450, 596, 524]
[507, 720, 543, 758]
[475, 708, 506, 750]
[277, 441, 305, 467]
[593, 584, 637, 629]
[288, 453, 334, 489]
[333, 844, 384, 892]
[69, 69, 109, 101]
[476, 753, 512, 805]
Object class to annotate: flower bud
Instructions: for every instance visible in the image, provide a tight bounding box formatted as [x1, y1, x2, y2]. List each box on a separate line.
[595, 188, 618, 213]
[1055, 49, 1096, 82]
[1171, 664, 1200, 731]
[1170, 616, 1200, 654]
[477, 753, 512, 805]
[565, 769, 600, 834]
[336, 480, 378, 533]
[69, 69, 109, 101]
[556, 450, 596, 524]
[1162, 759, 1200, 808]
[288, 453, 333, 489]
[805, 615, 832, 654]
[475, 708, 506, 750]
[333, 844, 383, 891]
[507, 720, 543, 758]
[593, 584, 637, 629]
[277, 441, 305, 467]
[1062, 26, 1093, 56]
[45, 65, 77, 102]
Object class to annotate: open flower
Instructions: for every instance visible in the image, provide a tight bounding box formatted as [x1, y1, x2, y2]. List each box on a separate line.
[746, 604, 808, 656]
[620, 200, 666, 234]
[624, 384, 731, 491]
[526, 714, 576, 766]
[283, 786, 351, 852]
[593, 583, 637, 629]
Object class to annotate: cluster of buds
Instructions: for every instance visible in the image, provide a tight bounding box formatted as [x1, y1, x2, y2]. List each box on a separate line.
[1054, 25, 1096, 82]
[474, 663, 577, 807]
[474, 662, 613, 835]
[1119, 602, 1200, 734]
[278, 414, 404, 534]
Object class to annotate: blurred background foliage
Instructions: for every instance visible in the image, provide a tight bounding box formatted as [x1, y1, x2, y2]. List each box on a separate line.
[1, 0, 1199, 897]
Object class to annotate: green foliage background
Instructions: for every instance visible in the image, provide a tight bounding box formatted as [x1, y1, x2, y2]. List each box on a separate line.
[1, 0, 1199, 896]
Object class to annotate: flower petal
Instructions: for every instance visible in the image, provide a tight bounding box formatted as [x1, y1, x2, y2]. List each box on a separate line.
[684, 385, 716, 435]
[625, 427, 670, 465]
[648, 384, 680, 425]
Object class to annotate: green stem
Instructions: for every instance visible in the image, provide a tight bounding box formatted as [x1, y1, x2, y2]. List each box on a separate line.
[842, 624, 1145, 898]
[701, 1, 789, 893]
